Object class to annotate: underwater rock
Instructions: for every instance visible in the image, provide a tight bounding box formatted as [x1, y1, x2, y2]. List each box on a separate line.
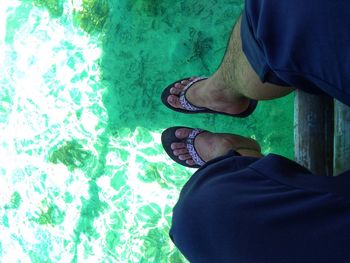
[48, 140, 93, 171]
[73, 0, 109, 34]
[9, 192, 22, 209]
[33, 201, 65, 226]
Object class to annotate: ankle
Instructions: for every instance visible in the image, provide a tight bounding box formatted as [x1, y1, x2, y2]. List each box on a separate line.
[202, 78, 247, 105]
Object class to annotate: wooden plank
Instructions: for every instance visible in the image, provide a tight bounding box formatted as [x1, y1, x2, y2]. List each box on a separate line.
[334, 101, 350, 175]
[294, 90, 334, 176]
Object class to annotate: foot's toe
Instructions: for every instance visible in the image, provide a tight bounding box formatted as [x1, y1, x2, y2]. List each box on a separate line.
[168, 81, 189, 107]
[167, 77, 201, 110]
[170, 128, 198, 165]
[186, 159, 196, 166]
[173, 83, 182, 89]
[180, 77, 196, 85]
[178, 153, 192, 161]
[172, 77, 194, 92]
[175, 128, 191, 139]
[173, 148, 188, 156]
[180, 79, 191, 86]
[170, 86, 182, 95]
[174, 128, 198, 164]
[171, 142, 186, 150]
[167, 95, 182, 108]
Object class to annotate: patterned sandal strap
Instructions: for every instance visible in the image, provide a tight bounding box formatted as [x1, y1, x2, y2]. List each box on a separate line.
[186, 129, 206, 166]
[179, 77, 208, 111]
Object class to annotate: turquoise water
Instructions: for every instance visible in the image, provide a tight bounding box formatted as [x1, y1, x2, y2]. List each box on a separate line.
[0, 0, 293, 262]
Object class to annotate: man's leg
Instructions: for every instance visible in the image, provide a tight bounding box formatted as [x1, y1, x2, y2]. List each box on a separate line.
[167, 17, 295, 115]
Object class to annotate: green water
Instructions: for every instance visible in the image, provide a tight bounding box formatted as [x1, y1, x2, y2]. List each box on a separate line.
[0, 0, 293, 262]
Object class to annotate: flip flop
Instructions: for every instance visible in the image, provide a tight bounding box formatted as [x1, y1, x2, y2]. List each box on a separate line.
[161, 126, 206, 168]
[161, 76, 258, 117]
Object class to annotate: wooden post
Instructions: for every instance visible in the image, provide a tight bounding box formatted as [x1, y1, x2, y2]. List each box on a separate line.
[334, 101, 350, 175]
[294, 90, 334, 176]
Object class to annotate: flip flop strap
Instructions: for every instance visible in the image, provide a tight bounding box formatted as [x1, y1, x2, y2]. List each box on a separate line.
[179, 77, 208, 111]
[186, 129, 206, 166]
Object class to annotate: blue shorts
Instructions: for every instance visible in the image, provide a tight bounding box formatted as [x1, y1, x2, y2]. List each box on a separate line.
[241, 0, 350, 106]
[170, 151, 350, 263]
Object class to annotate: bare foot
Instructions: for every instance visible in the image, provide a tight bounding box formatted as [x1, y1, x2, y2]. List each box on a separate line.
[166, 77, 251, 115]
[170, 128, 263, 167]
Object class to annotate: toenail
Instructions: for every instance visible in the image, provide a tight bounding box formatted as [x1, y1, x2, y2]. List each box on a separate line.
[175, 130, 183, 137]
[186, 160, 194, 165]
[170, 87, 178, 94]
